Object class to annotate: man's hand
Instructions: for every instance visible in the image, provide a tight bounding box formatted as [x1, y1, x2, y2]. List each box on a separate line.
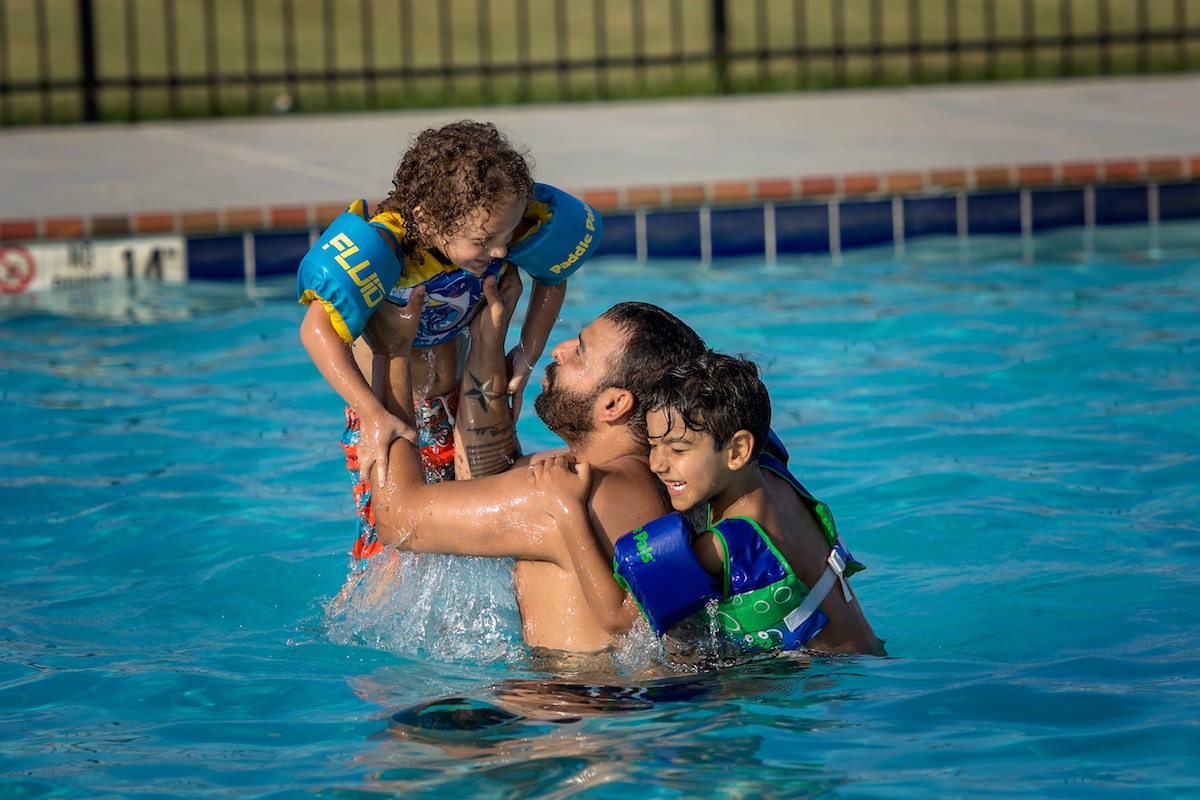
[469, 268, 522, 353]
[528, 453, 592, 522]
[362, 286, 425, 357]
[358, 411, 419, 489]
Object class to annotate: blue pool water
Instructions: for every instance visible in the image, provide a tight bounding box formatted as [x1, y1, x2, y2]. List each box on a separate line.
[2, 225, 1199, 798]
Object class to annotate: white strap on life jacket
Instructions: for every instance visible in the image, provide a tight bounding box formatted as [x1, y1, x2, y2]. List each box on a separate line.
[783, 543, 854, 633]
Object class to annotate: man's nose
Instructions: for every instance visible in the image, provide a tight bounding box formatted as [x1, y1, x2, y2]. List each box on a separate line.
[549, 338, 573, 362]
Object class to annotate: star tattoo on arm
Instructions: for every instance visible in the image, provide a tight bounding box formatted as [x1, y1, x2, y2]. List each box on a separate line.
[464, 371, 505, 413]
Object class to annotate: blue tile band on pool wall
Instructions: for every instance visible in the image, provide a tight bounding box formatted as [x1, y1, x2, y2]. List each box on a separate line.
[903, 196, 959, 239]
[1095, 186, 1149, 226]
[188, 180, 1200, 281]
[774, 203, 830, 255]
[645, 209, 704, 260]
[1161, 182, 1200, 220]
[711, 207, 767, 258]
[188, 236, 248, 281]
[839, 199, 895, 250]
[1030, 190, 1087, 232]
[968, 193, 1023, 236]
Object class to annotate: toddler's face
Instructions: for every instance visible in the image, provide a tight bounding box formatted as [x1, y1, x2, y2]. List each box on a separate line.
[436, 198, 526, 274]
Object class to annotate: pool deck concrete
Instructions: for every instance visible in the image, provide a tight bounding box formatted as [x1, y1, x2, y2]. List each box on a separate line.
[1, 73, 1198, 238]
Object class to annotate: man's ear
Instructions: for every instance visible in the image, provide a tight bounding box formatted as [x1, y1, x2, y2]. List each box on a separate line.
[596, 387, 635, 424]
[725, 430, 756, 471]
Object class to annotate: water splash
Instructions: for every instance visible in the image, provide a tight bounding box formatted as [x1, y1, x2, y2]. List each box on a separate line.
[323, 549, 525, 666]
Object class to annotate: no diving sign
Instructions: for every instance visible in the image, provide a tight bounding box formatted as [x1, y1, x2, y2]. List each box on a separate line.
[0, 246, 36, 294]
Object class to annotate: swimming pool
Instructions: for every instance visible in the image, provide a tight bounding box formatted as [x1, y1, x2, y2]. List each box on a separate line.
[2, 223, 1198, 798]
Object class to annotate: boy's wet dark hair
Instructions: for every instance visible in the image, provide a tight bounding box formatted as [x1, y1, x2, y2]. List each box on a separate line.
[598, 302, 708, 446]
[377, 120, 535, 260]
[644, 351, 772, 456]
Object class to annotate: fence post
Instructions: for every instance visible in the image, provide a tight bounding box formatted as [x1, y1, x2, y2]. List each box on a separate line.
[77, 0, 99, 122]
[711, 0, 729, 92]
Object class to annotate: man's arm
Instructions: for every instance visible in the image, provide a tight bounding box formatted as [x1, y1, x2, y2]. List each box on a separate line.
[363, 276, 669, 569]
[364, 281, 569, 564]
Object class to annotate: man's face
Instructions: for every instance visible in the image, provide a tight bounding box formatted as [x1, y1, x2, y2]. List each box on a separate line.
[534, 316, 627, 445]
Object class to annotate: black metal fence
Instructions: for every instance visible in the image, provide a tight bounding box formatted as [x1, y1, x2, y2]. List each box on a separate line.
[2, 0, 1198, 126]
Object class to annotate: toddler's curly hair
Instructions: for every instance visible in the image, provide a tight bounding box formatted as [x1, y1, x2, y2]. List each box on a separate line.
[376, 120, 535, 261]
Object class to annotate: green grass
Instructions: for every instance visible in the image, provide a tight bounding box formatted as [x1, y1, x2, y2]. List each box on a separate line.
[1, 0, 1198, 125]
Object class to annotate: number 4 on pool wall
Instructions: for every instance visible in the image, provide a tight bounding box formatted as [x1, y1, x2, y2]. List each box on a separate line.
[122, 244, 181, 280]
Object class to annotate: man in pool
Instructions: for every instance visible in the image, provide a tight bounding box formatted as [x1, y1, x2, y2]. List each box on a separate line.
[362, 271, 707, 653]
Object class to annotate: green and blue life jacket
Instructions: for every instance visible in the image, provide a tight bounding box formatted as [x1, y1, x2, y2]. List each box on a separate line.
[612, 434, 864, 651]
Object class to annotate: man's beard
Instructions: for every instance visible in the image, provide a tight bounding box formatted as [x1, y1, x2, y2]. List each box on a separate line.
[534, 363, 597, 448]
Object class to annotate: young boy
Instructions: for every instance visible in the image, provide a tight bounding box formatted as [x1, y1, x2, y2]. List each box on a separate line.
[529, 351, 883, 656]
[297, 121, 601, 561]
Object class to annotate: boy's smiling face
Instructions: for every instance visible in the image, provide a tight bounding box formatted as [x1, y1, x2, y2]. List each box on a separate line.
[646, 407, 735, 513]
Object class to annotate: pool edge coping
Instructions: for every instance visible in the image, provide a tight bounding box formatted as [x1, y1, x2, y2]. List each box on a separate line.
[2, 153, 1198, 243]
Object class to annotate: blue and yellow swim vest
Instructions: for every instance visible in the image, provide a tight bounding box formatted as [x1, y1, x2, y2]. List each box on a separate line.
[296, 184, 602, 346]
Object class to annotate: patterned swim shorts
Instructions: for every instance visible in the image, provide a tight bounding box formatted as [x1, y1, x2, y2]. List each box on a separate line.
[340, 387, 459, 563]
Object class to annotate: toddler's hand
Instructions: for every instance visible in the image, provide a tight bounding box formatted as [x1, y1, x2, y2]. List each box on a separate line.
[359, 411, 419, 487]
[527, 453, 592, 521]
[505, 346, 533, 421]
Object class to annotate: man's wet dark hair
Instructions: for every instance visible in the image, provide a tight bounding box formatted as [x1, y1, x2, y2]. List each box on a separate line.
[643, 351, 771, 456]
[598, 302, 707, 445]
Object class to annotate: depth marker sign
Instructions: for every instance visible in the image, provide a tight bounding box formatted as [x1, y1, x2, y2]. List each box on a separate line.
[0, 237, 187, 295]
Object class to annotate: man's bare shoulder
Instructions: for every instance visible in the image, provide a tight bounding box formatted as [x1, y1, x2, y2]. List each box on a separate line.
[585, 454, 669, 546]
[589, 451, 658, 488]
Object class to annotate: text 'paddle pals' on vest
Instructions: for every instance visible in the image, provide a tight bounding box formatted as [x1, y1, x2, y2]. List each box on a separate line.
[634, 529, 654, 563]
[549, 206, 597, 275]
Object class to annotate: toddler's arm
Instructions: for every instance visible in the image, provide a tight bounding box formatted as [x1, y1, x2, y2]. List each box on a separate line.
[300, 302, 416, 484]
[529, 454, 640, 635]
[506, 279, 567, 420]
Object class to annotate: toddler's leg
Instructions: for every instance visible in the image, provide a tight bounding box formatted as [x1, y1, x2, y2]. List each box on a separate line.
[340, 391, 460, 567]
[341, 406, 382, 565]
[413, 387, 459, 483]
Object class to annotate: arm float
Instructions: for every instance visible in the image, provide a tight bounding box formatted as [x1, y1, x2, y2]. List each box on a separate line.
[505, 183, 603, 285]
[296, 199, 402, 343]
[612, 512, 718, 636]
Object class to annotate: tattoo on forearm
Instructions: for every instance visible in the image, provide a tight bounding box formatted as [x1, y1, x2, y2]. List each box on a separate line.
[463, 435, 521, 476]
[463, 371, 504, 413]
[465, 424, 507, 437]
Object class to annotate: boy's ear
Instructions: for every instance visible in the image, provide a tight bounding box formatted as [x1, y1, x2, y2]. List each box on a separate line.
[596, 387, 635, 424]
[725, 430, 756, 471]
